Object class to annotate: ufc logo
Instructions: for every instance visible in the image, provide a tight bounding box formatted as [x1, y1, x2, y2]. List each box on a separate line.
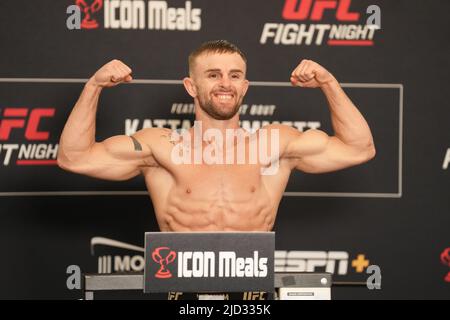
[243, 292, 266, 300]
[0, 108, 55, 140]
[283, 0, 359, 21]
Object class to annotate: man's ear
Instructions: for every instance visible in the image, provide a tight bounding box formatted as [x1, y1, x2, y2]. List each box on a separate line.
[183, 77, 197, 98]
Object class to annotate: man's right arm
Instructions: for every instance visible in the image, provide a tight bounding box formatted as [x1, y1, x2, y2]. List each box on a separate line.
[57, 59, 154, 181]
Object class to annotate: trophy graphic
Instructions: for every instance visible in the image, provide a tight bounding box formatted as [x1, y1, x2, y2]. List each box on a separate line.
[75, 0, 103, 29]
[152, 247, 177, 279]
[440, 248, 450, 282]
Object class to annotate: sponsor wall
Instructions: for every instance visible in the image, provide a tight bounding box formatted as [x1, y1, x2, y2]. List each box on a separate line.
[0, 0, 449, 299]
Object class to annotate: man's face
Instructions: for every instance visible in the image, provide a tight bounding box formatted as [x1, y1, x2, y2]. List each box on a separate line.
[189, 52, 249, 120]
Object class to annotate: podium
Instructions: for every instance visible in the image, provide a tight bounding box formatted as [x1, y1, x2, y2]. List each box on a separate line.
[81, 232, 333, 300]
[82, 272, 332, 300]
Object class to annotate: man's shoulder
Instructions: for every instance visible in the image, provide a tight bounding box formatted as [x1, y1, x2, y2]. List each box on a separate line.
[259, 123, 300, 137]
[130, 128, 176, 151]
[132, 127, 172, 138]
[258, 125, 328, 150]
[261, 124, 323, 137]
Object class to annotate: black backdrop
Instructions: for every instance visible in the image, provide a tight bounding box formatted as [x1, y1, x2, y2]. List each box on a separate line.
[0, 0, 449, 299]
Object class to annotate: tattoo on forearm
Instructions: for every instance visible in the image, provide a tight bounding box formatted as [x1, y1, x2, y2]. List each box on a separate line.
[130, 136, 142, 151]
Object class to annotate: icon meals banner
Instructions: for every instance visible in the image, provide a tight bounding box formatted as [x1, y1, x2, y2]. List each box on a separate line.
[144, 232, 275, 293]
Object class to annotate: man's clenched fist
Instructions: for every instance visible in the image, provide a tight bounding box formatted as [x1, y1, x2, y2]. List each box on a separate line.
[290, 59, 335, 88]
[89, 59, 132, 88]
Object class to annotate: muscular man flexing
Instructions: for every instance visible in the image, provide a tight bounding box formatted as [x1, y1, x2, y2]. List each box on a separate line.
[57, 40, 375, 232]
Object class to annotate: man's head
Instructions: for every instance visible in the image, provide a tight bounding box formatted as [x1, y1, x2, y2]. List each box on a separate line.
[183, 40, 249, 121]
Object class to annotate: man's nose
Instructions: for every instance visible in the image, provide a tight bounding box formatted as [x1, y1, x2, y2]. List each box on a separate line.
[218, 75, 232, 88]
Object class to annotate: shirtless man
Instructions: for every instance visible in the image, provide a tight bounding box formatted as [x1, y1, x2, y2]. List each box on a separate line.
[57, 40, 376, 232]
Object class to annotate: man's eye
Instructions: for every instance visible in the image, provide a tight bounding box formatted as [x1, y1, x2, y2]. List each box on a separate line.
[232, 74, 241, 79]
[209, 73, 218, 78]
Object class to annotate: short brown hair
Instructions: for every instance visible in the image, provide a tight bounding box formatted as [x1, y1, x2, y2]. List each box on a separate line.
[188, 40, 247, 75]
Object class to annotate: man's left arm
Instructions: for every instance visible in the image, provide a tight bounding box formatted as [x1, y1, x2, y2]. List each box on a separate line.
[283, 59, 376, 173]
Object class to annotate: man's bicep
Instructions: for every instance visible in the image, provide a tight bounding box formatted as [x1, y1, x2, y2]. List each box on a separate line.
[72, 134, 152, 180]
[98, 133, 152, 162]
[294, 135, 373, 173]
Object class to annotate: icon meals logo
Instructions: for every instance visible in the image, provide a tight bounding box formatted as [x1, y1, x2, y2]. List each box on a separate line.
[150, 249, 268, 279]
[76, 0, 103, 29]
[152, 247, 177, 279]
[260, 0, 381, 46]
[71, 0, 202, 31]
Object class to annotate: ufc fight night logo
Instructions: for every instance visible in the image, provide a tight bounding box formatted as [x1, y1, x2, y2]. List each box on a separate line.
[0, 107, 58, 166]
[260, 0, 381, 46]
